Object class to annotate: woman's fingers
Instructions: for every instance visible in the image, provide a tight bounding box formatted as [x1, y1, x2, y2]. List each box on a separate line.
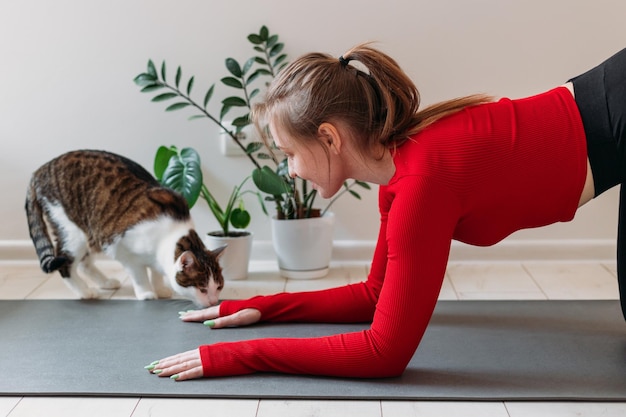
[146, 348, 204, 381]
[178, 306, 220, 322]
[208, 308, 261, 329]
[179, 306, 261, 329]
[151, 308, 261, 381]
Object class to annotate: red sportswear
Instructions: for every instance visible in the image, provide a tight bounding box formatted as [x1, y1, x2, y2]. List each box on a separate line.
[200, 86, 587, 377]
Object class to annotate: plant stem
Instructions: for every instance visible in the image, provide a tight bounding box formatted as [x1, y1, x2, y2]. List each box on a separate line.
[264, 47, 276, 78]
[160, 81, 263, 171]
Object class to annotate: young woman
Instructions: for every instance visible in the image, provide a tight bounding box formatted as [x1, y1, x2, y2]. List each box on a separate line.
[146, 44, 626, 381]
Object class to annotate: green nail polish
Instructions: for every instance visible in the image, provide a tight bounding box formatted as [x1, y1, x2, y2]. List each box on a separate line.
[153, 369, 163, 374]
[204, 320, 215, 328]
[150, 360, 159, 366]
[178, 311, 187, 315]
[144, 364, 156, 370]
[170, 374, 180, 380]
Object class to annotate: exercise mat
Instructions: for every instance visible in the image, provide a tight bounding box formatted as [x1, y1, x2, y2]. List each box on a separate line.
[0, 299, 625, 400]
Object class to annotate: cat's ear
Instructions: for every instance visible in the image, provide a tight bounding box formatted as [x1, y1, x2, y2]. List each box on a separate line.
[175, 251, 196, 272]
[210, 245, 227, 259]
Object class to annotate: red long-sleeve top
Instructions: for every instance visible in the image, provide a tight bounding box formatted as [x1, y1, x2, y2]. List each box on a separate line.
[199, 87, 587, 378]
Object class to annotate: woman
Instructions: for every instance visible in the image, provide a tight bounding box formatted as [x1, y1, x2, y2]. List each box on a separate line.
[146, 44, 626, 381]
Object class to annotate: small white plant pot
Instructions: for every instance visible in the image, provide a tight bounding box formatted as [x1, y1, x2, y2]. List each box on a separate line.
[271, 212, 335, 279]
[204, 231, 253, 281]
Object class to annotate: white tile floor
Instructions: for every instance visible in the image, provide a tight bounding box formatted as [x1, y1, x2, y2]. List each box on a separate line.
[1, 259, 625, 417]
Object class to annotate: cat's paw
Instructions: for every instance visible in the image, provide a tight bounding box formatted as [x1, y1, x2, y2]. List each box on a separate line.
[99, 278, 121, 290]
[136, 290, 158, 300]
[78, 287, 101, 300]
[155, 286, 173, 299]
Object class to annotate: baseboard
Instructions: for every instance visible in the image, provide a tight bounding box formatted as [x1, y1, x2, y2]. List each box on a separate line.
[1, 238, 616, 263]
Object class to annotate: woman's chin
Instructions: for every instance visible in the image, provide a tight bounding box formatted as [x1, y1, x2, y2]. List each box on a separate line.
[317, 187, 340, 199]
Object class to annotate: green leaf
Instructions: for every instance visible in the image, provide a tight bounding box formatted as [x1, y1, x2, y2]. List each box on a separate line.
[246, 70, 263, 85]
[147, 60, 157, 78]
[225, 58, 242, 77]
[259, 25, 269, 41]
[154, 145, 177, 181]
[255, 68, 272, 76]
[151, 92, 177, 102]
[252, 166, 291, 196]
[255, 192, 269, 216]
[188, 114, 206, 121]
[203, 84, 215, 108]
[248, 34, 263, 45]
[245, 142, 263, 154]
[230, 207, 251, 229]
[160, 147, 203, 208]
[349, 190, 362, 199]
[253, 46, 264, 53]
[220, 104, 232, 121]
[160, 61, 167, 81]
[254, 57, 268, 66]
[140, 84, 163, 93]
[276, 158, 290, 177]
[221, 76, 243, 89]
[165, 102, 190, 111]
[186, 76, 194, 96]
[249, 88, 260, 100]
[269, 43, 284, 57]
[303, 188, 317, 205]
[222, 96, 247, 107]
[274, 54, 288, 66]
[133, 73, 157, 87]
[267, 35, 278, 48]
[242, 57, 255, 75]
[175, 66, 182, 88]
[201, 186, 225, 227]
[356, 180, 371, 189]
[232, 115, 250, 127]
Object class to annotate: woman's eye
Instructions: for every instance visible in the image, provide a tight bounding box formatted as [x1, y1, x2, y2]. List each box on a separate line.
[200, 289, 208, 294]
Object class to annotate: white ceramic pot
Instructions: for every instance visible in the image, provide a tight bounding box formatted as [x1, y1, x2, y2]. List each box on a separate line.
[271, 212, 335, 279]
[203, 231, 253, 281]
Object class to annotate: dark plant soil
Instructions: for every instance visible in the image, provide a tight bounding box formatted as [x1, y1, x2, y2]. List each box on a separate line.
[207, 231, 252, 238]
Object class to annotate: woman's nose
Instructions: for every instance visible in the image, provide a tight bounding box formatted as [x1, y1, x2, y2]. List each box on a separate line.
[288, 164, 297, 179]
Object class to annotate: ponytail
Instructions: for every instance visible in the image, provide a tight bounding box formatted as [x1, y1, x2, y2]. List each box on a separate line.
[253, 43, 493, 155]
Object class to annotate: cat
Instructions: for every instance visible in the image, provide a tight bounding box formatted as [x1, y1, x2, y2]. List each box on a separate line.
[24, 149, 226, 307]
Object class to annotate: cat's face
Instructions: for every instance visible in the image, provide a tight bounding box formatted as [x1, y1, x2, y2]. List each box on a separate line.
[173, 248, 225, 307]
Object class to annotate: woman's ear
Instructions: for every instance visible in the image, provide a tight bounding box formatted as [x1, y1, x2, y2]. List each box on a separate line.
[317, 122, 343, 154]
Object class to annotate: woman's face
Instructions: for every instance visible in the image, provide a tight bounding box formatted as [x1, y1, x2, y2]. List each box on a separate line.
[269, 122, 346, 199]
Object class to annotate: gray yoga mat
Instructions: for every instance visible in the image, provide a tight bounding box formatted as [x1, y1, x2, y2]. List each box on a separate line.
[0, 299, 625, 400]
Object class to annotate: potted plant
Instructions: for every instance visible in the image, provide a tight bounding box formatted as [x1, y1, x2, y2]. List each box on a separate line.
[134, 26, 370, 278]
[154, 145, 257, 280]
[253, 163, 369, 278]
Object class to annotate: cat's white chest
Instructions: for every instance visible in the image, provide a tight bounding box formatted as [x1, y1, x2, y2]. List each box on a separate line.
[108, 216, 193, 269]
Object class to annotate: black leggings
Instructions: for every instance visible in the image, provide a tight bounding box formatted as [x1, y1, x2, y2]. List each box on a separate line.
[570, 47, 626, 319]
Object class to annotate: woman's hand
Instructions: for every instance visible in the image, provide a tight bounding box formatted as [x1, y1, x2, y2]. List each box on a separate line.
[145, 348, 203, 381]
[145, 306, 262, 381]
[178, 305, 261, 329]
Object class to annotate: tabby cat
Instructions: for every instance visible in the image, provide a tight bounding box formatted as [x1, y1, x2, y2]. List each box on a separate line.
[24, 149, 225, 307]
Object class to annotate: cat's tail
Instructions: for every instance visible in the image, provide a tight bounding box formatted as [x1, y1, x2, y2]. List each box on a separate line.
[24, 183, 70, 274]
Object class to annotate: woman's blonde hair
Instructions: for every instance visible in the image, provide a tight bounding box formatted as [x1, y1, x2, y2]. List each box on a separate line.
[252, 43, 492, 156]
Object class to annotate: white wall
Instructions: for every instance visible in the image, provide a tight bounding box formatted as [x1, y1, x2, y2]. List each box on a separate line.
[2, 0, 624, 253]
